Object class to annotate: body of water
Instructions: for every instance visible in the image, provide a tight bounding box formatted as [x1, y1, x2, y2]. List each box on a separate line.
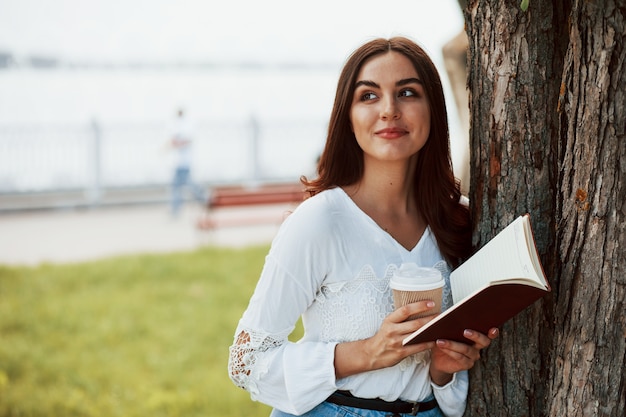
[0, 66, 339, 191]
[0, 64, 465, 193]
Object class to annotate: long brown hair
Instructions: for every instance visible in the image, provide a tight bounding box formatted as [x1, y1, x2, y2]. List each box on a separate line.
[302, 37, 471, 266]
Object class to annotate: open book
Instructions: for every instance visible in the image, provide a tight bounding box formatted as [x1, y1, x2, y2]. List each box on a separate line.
[403, 214, 550, 345]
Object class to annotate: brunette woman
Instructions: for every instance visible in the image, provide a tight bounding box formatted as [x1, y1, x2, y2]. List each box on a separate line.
[228, 36, 498, 417]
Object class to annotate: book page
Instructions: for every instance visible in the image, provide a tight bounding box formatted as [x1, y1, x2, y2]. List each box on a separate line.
[523, 219, 548, 286]
[450, 215, 544, 303]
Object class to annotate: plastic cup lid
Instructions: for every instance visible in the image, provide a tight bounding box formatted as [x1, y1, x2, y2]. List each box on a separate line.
[389, 263, 444, 291]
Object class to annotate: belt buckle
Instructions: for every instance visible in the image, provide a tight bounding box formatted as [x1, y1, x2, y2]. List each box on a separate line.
[410, 401, 420, 415]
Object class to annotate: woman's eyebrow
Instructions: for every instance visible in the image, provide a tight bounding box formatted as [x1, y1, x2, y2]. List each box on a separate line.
[355, 80, 379, 89]
[354, 78, 423, 89]
[397, 77, 423, 86]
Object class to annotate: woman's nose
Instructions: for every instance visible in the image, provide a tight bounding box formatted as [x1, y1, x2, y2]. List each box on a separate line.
[380, 97, 400, 120]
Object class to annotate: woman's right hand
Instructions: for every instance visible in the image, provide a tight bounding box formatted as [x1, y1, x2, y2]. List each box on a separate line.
[333, 301, 437, 379]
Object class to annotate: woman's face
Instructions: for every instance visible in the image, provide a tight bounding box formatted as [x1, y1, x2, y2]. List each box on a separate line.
[349, 51, 431, 165]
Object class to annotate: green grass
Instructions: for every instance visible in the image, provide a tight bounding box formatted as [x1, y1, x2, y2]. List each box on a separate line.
[0, 245, 303, 417]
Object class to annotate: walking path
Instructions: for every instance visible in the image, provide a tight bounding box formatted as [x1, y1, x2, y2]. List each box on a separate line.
[0, 202, 298, 266]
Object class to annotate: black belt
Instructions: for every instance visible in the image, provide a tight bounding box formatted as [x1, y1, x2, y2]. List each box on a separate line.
[326, 390, 438, 415]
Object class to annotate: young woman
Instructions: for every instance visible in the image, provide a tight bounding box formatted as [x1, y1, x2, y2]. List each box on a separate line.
[228, 37, 498, 417]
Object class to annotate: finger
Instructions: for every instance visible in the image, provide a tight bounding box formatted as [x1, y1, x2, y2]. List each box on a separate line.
[391, 301, 437, 322]
[462, 329, 493, 349]
[435, 339, 481, 362]
[389, 314, 437, 340]
[406, 341, 437, 355]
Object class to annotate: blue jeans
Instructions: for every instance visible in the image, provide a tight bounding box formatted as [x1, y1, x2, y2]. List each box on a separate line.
[269, 398, 444, 417]
[170, 166, 206, 216]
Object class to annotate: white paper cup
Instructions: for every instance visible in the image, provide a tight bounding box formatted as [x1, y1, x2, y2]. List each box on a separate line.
[390, 263, 444, 319]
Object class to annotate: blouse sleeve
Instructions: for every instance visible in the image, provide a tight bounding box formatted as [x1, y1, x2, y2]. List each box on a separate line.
[431, 370, 469, 417]
[228, 201, 340, 415]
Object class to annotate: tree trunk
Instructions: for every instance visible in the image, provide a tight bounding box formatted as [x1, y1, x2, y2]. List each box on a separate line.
[550, 1, 626, 415]
[464, 0, 625, 416]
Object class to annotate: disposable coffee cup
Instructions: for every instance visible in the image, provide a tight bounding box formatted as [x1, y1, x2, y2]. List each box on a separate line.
[390, 263, 444, 320]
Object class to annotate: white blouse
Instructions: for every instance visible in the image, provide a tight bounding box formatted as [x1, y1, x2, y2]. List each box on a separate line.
[228, 187, 468, 417]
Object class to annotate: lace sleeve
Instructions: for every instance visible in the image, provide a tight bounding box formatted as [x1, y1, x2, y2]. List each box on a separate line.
[228, 325, 292, 393]
[226, 195, 342, 414]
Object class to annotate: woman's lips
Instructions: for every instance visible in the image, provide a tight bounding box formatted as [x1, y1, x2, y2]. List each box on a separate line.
[376, 127, 408, 139]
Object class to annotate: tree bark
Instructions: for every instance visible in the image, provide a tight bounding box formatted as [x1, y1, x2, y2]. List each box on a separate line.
[463, 0, 625, 416]
[551, 1, 626, 415]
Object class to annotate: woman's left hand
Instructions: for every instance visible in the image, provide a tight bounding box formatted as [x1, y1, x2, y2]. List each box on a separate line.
[428, 327, 499, 386]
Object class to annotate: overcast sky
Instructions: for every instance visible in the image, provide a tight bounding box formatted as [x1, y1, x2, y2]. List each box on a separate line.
[0, 0, 464, 64]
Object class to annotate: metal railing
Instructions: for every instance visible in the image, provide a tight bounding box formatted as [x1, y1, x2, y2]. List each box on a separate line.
[0, 117, 326, 211]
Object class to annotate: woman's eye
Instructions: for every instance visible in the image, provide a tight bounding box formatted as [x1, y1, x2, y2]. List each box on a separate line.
[399, 89, 418, 98]
[360, 92, 378, 101]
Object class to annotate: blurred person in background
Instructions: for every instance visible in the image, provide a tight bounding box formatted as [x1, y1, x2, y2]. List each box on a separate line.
[169, 108, 208, 218]
[228, 37, 497, 417]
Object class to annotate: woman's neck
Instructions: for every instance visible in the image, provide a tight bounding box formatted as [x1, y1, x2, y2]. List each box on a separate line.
[348, 160, 415, 213]
[341, 158, 426, 250]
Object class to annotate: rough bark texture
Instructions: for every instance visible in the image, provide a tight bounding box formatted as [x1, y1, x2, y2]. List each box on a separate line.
[463, 0, 625, 416]
[551, 1, 626, 415]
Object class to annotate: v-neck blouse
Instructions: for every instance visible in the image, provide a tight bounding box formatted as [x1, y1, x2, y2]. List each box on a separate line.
[229, 187, 467, 417]
[339, 186, 430, 253]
